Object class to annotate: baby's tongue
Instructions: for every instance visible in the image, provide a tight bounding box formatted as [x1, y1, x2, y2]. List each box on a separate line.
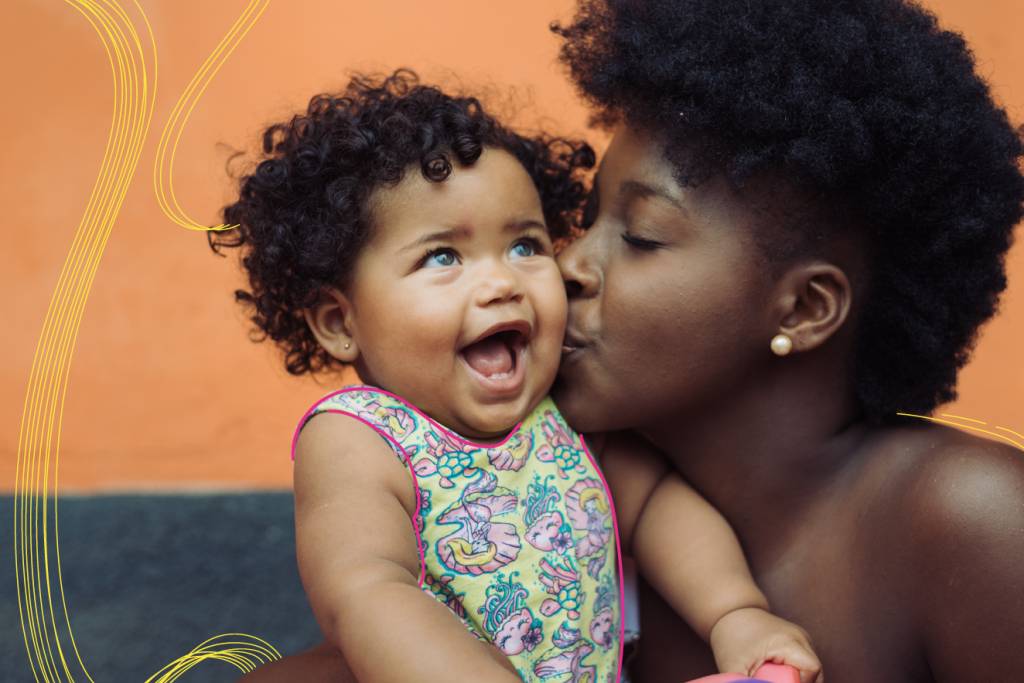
[462, 336, 514, 377]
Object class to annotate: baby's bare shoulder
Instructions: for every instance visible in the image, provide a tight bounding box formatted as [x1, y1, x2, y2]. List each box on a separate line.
[295, 411, 416, 516]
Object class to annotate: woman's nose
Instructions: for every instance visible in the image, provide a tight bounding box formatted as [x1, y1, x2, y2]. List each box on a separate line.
[557, 232, 601, 300]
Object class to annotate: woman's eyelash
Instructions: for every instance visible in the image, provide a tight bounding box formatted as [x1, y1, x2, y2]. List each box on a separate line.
[621, 233, 664, 250]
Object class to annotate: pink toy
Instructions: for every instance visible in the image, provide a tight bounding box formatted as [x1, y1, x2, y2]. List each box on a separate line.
[685, 663, 801, 683]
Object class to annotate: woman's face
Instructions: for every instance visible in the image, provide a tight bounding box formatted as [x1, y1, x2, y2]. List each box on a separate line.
[552, 127, 775, 434]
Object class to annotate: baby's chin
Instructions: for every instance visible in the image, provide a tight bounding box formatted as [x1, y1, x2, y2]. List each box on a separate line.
[459, 392, 552, 443]
[373, 363, 557, 441]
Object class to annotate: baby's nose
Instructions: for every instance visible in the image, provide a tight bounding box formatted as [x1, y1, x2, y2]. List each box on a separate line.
[474, 263, 524, 305]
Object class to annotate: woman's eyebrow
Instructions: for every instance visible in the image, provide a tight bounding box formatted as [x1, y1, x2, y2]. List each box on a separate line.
[619, 179, 686, 213]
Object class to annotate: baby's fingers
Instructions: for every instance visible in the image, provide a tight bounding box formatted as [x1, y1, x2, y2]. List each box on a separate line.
[798, 668, 823, 683]
[768, 639, 821, 683]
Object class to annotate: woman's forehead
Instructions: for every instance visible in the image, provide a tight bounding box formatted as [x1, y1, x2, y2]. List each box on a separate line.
[600, 126, 676, 182]
[598, 127, 744, 226]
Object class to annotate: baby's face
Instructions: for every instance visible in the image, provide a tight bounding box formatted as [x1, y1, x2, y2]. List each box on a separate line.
[343, 148, 566, 440]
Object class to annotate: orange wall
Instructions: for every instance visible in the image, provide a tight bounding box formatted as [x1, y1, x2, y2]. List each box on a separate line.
[2, 0, 1022, 491]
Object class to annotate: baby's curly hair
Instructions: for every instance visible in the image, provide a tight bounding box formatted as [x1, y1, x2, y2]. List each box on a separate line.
[554, 0, 1024, 421]
[211, 69, 594, 375]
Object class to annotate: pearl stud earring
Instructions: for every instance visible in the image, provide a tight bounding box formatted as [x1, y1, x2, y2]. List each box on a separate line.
[344, 342, 351, 350]
[770, 333, 793, 356]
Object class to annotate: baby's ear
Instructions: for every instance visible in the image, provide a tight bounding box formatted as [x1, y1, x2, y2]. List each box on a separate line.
[303, 287, 359, 362]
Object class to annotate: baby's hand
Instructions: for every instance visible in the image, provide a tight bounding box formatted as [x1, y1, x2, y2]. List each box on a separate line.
[708, 607, 822, 683]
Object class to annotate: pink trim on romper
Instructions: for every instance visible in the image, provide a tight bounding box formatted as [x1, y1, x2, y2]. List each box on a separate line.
[291, 385, 627, 681]
[575, 430, 627, 683]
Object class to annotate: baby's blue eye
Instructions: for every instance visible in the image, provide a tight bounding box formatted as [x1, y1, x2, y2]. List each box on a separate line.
[423, 248, 459, 268]
[509, 239, 538, 259]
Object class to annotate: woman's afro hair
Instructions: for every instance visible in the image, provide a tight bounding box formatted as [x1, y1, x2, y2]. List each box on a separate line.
[211, 69, 594, 376]
[554, 0, 1024, 421]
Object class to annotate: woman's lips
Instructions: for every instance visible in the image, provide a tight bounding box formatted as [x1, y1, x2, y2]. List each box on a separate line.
[561, 329, 589, 355]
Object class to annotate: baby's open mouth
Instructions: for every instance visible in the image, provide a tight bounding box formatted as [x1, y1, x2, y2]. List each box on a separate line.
[460, 329, 527, 380]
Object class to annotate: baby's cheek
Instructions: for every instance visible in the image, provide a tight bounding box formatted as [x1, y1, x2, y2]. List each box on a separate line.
[535, 267, 568, 336]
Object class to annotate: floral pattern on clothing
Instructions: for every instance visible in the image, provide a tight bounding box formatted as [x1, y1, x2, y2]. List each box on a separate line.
[534, 640, 597, 683]
[300, 386, 621, 682]
[535, 410, 591, 480]
[565, 478, 614, 579]
[479, 572, 544, 655]
[436, 470, 522, 575]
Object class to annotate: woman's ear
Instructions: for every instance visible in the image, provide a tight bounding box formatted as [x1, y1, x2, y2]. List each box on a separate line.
[303, 287, 359, 362]
[771, 262, 852, 354]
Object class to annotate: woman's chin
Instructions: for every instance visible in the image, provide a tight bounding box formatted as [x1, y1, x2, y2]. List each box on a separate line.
[550, 377, 599, 434]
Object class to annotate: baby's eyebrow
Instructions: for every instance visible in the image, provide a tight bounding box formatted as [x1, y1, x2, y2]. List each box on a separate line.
[399, 227, 472, 252]
[505, 219, 547, 233]
[399, 219, 547, 252]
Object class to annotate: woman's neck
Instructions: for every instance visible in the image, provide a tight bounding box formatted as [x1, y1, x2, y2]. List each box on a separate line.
[639, 365, 869, 554]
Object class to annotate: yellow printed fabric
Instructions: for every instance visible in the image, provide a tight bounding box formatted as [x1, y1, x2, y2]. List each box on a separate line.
[300, 386, 622, 682]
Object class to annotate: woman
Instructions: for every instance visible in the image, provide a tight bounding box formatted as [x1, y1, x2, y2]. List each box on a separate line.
[550, 0, 1024, 680]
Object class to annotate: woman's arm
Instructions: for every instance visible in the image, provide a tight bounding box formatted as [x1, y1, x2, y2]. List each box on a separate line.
[294, 413, 521, 683]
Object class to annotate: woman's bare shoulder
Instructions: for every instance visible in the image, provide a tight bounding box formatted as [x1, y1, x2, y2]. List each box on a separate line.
[861, 423, 1024, 675]
[863, 421, 1024, 516]
[884, 423, 1024, 551]
[851, 422, 1023, 533]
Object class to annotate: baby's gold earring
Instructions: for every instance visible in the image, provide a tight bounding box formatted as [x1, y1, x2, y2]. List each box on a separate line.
[770, 333, 793, 356]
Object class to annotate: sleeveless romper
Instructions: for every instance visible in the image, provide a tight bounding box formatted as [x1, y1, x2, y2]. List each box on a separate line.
[295, 386, 624, 683]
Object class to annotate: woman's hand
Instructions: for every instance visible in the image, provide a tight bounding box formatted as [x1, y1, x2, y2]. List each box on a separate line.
[709, 607, 822, 683]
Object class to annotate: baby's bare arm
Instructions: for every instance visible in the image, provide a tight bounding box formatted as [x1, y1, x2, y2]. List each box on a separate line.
[593, 431, 672, 552]
[631, 472, 769, 639]
[599, 433, 766, 631]
[294, 414, 520, 683]
[603, 437, 821, 681]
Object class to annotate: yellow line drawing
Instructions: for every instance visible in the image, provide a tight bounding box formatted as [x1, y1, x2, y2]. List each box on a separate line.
[153, 0, 270, 232]
[15, 1, 279, 680]
[144, 634, 282, 683]
[17, 2, 158, 678]
[996, 425, 1024, 443]
[897, 412, 1024, 451]
[938, 412, 987, 424]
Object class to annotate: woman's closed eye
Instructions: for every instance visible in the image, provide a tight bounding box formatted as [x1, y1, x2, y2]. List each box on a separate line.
[621, 232, 665, 251]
